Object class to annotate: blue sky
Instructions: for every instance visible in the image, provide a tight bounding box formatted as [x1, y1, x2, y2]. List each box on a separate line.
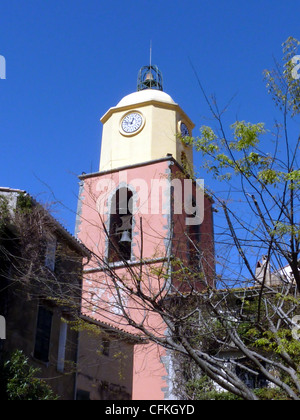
[0, 0, 299, 233]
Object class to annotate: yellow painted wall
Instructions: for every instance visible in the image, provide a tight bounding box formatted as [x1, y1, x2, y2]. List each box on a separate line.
[99, 94, 194, 171]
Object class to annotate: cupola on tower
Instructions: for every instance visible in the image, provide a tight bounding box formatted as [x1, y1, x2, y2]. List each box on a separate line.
[99, 64, 194, 171]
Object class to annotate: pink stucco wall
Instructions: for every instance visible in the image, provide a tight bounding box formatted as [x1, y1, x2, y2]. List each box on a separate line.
[76, 158, 214, 400]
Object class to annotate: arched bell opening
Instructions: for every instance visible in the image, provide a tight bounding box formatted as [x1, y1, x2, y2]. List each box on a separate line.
[108, 188, 133, 263]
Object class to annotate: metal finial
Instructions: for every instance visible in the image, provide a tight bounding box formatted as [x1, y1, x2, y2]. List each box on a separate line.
[137, 43, 163, 91]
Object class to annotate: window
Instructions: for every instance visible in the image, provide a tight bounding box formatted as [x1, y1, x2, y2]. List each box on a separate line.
[187, 198, 201, 268]
[236, 359, 267, 389]
[45, 236, 57, 271]
[57, 319, 68, 372]
[34, 305, 53, 363]
[108, 188, 133, 263]
[101, 339, 110, 357]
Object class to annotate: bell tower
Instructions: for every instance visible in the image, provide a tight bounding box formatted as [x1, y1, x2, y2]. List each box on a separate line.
[76, 65, 215, 400]
[99, 65, 194, 172]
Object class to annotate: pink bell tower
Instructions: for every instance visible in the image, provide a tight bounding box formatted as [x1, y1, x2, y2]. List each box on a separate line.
[76, 66, 215, 400]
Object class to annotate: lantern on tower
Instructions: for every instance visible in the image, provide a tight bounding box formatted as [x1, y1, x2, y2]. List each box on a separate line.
[137, 65, 163, 91]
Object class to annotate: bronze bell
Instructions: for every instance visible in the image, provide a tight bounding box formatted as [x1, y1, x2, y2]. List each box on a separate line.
[119, 230, 131, 243]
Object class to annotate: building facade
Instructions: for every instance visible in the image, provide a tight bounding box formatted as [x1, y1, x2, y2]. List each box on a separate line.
[0, 188, 90, 399]
[76, 315, 143, 400]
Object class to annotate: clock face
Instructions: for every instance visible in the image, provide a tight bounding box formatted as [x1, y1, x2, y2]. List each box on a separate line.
[121, 112, 144, 134]
[180, 122, 190, 137]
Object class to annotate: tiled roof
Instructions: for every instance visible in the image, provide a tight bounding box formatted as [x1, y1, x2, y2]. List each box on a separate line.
[80, 314, 146, 344]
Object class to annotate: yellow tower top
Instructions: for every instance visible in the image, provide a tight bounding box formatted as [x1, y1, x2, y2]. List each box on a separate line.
[99, 68, 195, 172]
